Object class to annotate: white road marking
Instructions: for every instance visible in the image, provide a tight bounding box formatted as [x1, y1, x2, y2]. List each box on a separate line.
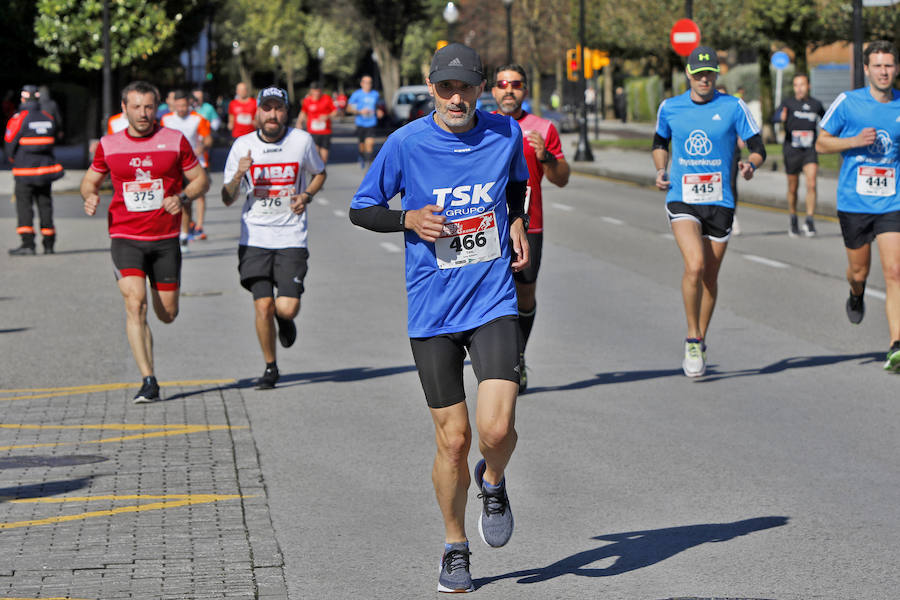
[866, 288, 887, 300]
[552, 203, 574, 212]
[333, 209, 346, 218]
[316, 197, 330, 205]
[380, 242, 402, 253]
[743, 254, 789, 269]
[602, 216, 624, 225]
[661, 233, 675, 241]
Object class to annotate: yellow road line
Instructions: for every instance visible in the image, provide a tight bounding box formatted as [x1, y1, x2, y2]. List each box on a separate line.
[0, 493, 248, 530]
[0, 378, 236, 401]
[0, 424, 243, 451]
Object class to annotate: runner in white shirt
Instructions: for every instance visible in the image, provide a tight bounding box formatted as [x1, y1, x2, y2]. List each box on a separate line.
[222, 87, 327, 389]
[162, 89, 213, 247]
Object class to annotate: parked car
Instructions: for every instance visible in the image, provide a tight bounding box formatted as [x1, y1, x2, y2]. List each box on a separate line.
[407, 95, 435, 122]
[539, 105, 578, 133]
[476, 93, 498, 113]
[390, 85, 430, 123]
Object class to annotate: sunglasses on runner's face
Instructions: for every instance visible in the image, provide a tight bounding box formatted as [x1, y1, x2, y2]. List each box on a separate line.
[494, 80, 524, 90]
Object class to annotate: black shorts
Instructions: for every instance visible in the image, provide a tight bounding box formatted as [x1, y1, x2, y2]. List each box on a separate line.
[783, 147, 818, 175]
[238, 245, 309, 300]
[666, 202, 734, 242]
[110, 237, 181, 291]
[311, 134, 331, 150]
[513, 232, 543, 285]
[356, 126, 376, 143]
[838, 209, 900, 249]
[409, 316, 522, 409]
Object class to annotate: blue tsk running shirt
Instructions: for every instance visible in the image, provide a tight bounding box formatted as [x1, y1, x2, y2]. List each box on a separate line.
[820, 87, 900, 214]
[351, 110, 529, 338]
[655, 90, 760, 208]
[348, 89, 382, 128]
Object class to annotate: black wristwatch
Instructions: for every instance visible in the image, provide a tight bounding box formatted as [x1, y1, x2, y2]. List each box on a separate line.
[512, 214, 530, 231]
[178, 192, 190, 205]
[538, 151, 556, 164]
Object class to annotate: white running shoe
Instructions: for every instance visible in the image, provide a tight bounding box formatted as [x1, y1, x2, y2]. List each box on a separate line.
[682, 340, 706, 377]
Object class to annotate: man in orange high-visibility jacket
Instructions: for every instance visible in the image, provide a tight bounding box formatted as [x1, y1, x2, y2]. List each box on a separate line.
[5, 85, 64, 255]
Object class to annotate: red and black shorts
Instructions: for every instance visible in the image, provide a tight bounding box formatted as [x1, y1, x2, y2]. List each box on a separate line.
[110, 237, 181, 291]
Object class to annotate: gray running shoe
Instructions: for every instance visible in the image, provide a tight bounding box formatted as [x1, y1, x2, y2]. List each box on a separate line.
[437, 542, 473, 593]
[846, 289, 865, 324]
[789, 215, 800, 238]
[474, 459, 514, 548]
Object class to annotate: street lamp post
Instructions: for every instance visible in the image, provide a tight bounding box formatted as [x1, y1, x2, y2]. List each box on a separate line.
[443, 2, 459, 43]
[574, 0, 594, 162]
[101, 0, 112, 134]
[503, 0, 514, 64]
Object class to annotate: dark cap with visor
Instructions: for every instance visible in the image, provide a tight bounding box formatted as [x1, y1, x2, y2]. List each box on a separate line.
[257, 86, 290, 108]
[429, 43, 484, 86]
[686, 46, 720, 74]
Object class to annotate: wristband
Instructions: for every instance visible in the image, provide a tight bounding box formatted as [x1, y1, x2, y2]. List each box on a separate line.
[400, 210, 407, 228]
[748, 162, 757, 171]
[538, 152, 556, 164]
[179, 192, 190, 205]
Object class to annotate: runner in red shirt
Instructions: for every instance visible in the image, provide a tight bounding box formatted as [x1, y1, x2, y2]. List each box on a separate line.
[228, 82, 257, 138]
[296, 82, 337, 163]
[80, 81, 210, 403]
[491, 64, 570, 393]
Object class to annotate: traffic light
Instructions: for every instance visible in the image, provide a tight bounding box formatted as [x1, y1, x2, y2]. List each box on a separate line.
[582, 49, 609, 78]
[566, 48, 580, 81]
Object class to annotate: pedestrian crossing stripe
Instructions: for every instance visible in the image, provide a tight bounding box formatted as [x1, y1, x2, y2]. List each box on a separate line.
[0, 493, 250, 530]
[0, 423, 242, 451]
[0, 378, 236, 402]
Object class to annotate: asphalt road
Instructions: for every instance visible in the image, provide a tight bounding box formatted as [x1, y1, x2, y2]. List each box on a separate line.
[2, 135, 899, 599]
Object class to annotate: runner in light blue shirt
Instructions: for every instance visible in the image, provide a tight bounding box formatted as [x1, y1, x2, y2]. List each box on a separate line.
[817, 40, 900, 370]
[651, 46, 766, 377]
[347, 75, 383, 169]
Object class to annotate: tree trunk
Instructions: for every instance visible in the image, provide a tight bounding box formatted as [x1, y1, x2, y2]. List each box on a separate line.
[531, 64, 542, 117]
[758, 47, 775, 143]
[603, 63, 613, 120]
[372, 38, 400, 112]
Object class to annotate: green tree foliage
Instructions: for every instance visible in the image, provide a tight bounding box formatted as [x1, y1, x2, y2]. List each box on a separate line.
[33, 0, 182, 73]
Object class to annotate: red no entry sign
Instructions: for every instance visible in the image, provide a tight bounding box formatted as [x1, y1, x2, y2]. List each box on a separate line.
[670, 18, 701, 57]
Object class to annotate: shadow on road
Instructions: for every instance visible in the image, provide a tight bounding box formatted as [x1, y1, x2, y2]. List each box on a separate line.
[0, 476, 95, 503]
[700, 351, 884, 382]
[473, 516, 788, 589]
[231, 364, 419, 390]
[527, 351, 885, 393]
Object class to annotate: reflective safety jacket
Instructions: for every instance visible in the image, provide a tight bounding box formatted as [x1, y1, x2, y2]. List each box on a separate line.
[4, 99, 64, 184]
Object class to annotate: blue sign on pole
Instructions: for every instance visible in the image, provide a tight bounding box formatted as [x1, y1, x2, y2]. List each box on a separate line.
[771, 51, 791, 70]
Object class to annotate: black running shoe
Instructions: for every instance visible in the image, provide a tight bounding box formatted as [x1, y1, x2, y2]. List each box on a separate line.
[517, 353, 527, 394]
[256, 365, 280, 390]
[8, 245, 36, 256]
[789, 215, 800, 238]
[846, 289, 865, 324]
[133, 376, 160, 404]
[275, 315, 296, 348]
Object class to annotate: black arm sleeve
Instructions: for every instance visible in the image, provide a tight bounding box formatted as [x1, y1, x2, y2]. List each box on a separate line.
[348, 205, 406, 233]
[745, 134, 766, 162]
[506, 180, 527, 221]
[652, 133, 670, 152]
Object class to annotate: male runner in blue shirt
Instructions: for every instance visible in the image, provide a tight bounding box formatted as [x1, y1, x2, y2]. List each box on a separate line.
[652, 47, 765, 377]
[350, 43, 529, 593]
[347, 75, 383, 170]
[817, 40, 900, 371]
